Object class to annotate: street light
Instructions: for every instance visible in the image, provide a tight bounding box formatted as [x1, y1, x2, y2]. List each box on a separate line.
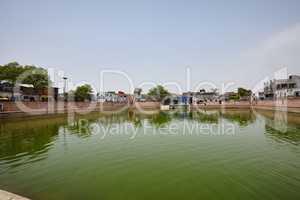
[63, 77, 67, 101]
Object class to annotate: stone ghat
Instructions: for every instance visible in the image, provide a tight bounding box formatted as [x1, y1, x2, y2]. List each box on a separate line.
[0, 189, 30, 200]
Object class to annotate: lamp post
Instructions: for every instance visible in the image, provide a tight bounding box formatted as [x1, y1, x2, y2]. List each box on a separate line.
[63, 77, 67, 101]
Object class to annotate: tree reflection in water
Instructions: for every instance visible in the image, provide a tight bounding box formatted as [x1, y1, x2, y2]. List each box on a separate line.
[256, 110, 300, 145]
[265, 125, 300, 145]
[0, 117, 64, 170]
[1, 109, 299, 168]
[148, 112, 172, 128]
[220, 109, 256, 127]
[190, 111, 219, 124]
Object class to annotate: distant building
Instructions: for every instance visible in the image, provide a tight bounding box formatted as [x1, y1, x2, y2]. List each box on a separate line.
[219, 92, 238, 101]
[263, 80, 275, 99]
[97, 91, 128, 103]
[258, 92, 265, 100]
[181, 92, 193, 104]
[118, 91, 125, 95]
[191, 89, 219, 104]
[134, 88, 142, 95]
[274, 75, 300, 98]
[133, 88, 143, 102]
[0, 81, 12, 100]
[35, 87, 58, 101]
[97, 91, 116, 102]
[169, 94, 190, 106]
[263, 75, 300, 99]
[177, 89, 220, 105]
[117, 91, 128, 102]
[198, 89, 219, 102]
[0, 81, 58, 101]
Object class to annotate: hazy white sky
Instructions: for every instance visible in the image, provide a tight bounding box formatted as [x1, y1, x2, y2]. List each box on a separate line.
[1, 0, 300, 93]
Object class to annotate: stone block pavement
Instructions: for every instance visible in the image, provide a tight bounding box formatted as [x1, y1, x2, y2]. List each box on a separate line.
[0, 190, 30, 200]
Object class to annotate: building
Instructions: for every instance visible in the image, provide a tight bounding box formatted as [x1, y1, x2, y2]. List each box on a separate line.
[198, 90, 219, 102]
[190, 89, 219, 104]
[274, 75, 300, 98]
[97, 91, 116, 102]
[263, 80, 275, 99]
[117, 91, 128, 102]
[133, 88, 143, 101]
[97, 91, 128, 103]
[258, 92, 265, 100]
[36, 87, 59, 101]
[181, 92, 193, 104]
[168, 94, 190, 106]
[263, 75, 300, 99]
[0, 81, 58, 101]
[134, 88, 142, 96]
[219, 92, 238, 101]
[177, 89, 220, 105]
[0, 81, 12, 100]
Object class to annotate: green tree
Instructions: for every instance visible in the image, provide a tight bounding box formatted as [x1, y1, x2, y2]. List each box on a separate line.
[237, 88, 252, 98]
[74, 84, 93, 101]
[22, 66, 50, 89]
[147, 85, 170, 101]
[0, 62, 25, 84]
[229, 93, 239, 100]
[0, 62, 50, 97]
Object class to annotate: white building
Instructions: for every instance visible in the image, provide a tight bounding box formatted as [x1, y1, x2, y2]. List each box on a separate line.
[133, 88, 143, 101]
[262, 75, 300, 99]
[190, 89, 219, 104]
[97, 91, 128, 103]
[273, 75, 300, 99]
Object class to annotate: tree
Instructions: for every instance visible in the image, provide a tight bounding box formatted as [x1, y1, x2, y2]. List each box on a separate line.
[0, 62, 50, 87]
[22, 66, 50, 89]
[147, 85, 170, 101]
[237, 88, 252, 98]
[0, 62, 25, 84]
[0, 62, 51, 98]
[229, 93, 239, 100]
[74, 84, 93, 101]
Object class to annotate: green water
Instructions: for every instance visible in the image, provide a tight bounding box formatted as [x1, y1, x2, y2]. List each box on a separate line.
[0, 109, 300, 199]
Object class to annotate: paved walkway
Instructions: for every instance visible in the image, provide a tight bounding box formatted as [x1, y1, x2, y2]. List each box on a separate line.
[0, 190, 30, 200]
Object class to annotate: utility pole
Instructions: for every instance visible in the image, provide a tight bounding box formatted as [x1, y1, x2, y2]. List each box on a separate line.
[63, 77, 68, 101]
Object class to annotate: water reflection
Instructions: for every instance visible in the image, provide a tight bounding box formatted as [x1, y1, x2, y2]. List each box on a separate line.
[0, 117, 64, 170]
[220, 109, 256, 127]
[1, 110, 300, 200]
[265, 125, 300, 145]
[62, 109, 258, 137]
[128, 110, 143, 128]
[190, 111, 219, 124]
[1, 109, 300, 168]
[67, 119, 95, 138]
[256, 110, 300, 145]
[148, 112, 172, 128]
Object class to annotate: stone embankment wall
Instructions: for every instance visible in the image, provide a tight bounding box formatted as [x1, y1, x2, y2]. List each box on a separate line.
[253, 98, 300, 113]
[192, 98, 300, 113]
[192, 100, 251, 109]
[0, 101, 161, 118]
[1, 98, 300, 118]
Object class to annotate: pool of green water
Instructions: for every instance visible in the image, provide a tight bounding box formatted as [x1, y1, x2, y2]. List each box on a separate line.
[0, 109, 300, 199]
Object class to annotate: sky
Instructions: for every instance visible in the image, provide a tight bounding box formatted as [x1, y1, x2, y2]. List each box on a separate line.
[1, 0, 300, 94]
